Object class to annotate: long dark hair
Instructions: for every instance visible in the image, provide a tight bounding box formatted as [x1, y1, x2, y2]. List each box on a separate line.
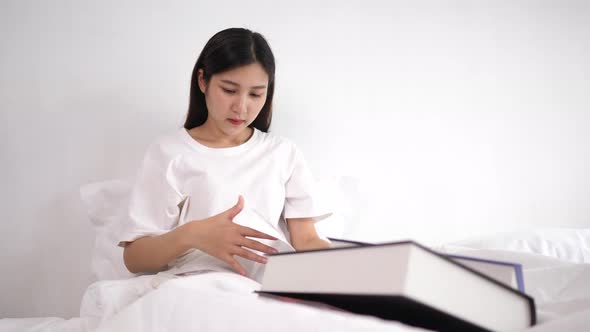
[184, 28, 276, 132]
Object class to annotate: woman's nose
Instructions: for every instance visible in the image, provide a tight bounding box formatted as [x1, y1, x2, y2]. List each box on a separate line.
[232, 95, 247, 115]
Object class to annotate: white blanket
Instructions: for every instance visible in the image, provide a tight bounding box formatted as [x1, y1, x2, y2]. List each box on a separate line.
[2, 246, 590, 332]
[438, 247, 590, 329]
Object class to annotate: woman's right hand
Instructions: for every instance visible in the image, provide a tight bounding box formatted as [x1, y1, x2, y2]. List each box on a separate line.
[187, 195, 279, 276]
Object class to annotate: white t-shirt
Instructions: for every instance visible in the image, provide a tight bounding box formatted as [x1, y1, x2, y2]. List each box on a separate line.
[118, 127, 332, 281]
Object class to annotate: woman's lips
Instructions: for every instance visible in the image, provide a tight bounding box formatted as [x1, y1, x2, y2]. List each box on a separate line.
[228, 119, 245, 126]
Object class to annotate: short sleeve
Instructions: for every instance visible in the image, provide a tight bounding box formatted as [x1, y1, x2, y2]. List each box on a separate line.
[283, 143, 332, 222]
[118, 143, 184, 246]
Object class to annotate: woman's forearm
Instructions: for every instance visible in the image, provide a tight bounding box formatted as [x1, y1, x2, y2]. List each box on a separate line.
[287, 217, 331, 251]
[123, 222, 196, 274]
[293, 237, 331, 251]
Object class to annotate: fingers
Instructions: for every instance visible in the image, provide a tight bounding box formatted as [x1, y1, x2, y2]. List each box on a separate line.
[239, 225, 278, 240]
[223, 244, 275, 277]
[226, 255, 247, 276]
[234, 247, 269, 264]
[226, 195, 245, 220]
[238, 237, 278, 255]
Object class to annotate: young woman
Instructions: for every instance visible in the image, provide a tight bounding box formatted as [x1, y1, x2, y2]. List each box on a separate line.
[119, 28, 331, 281]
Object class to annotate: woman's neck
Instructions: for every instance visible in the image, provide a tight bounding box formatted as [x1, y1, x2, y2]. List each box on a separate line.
[188, 122, 253, 148]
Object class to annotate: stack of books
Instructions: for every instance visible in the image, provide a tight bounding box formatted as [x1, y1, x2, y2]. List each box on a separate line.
[257, 238, 535, 332]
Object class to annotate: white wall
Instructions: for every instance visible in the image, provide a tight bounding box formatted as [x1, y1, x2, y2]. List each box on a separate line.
[1, 0, 589, 318]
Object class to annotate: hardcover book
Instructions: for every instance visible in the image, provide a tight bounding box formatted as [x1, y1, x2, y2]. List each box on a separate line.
[328, 238, 526, 292]
[258, 239, 535, 332]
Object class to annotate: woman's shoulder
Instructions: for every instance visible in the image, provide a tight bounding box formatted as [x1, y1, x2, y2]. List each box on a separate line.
[142, 127, 194, 160]
[254, 130, 305, 167]
[257, 129, 298, 151]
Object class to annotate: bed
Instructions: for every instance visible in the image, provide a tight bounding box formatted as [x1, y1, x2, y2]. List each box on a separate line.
[1, 179, 589, 331]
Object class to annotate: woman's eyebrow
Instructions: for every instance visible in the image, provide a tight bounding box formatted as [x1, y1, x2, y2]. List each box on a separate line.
[220, 79, 267, 89]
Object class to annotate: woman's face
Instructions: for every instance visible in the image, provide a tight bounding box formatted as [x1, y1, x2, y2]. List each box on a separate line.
[198, 63, 269, 137]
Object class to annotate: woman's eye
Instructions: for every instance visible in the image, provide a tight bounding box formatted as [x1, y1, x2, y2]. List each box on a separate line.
[222, 88, 236, 94]
[250, 94, 262, 98]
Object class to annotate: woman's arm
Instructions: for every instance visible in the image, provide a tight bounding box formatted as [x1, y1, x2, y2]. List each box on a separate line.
[122, 222, 196, 274]
[123, 196, 279, 275]
[286, 217, 331, 251]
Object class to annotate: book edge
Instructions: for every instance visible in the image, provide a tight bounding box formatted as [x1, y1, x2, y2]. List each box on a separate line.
[274, 237, 536, 325]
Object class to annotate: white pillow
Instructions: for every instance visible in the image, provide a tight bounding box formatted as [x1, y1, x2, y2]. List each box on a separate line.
[313, 175, 362, 239]
[443, 228, 590, 264]
[80, 178, 135, 281]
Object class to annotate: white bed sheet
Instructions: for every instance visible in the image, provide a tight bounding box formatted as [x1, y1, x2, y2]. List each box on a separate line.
[0, 317, 98, 332]
[438, 246, 590, 331]
[2, 244, 589, 331]
[93, 272, 429, 332]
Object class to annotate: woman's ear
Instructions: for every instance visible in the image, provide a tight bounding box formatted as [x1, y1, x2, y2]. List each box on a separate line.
[197, 69, 207, 94]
